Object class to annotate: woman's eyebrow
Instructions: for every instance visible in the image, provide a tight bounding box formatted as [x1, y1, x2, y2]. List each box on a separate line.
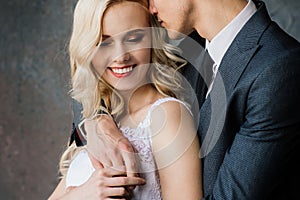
[126, 28, 146, 35]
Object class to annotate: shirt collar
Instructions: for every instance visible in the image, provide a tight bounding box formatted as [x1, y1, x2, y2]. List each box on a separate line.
[205, 0, 257, 66]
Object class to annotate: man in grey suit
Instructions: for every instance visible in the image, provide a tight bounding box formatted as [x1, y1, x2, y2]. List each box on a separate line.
[70, 0, 300, 199]
[148, 0, 300, 199]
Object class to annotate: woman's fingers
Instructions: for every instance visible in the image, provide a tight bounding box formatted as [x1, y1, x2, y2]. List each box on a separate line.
[105, 175, 146, 187]
[102, 186, 129, 197]
[96, 166, 127, 177]
[93, 167, 145, 186]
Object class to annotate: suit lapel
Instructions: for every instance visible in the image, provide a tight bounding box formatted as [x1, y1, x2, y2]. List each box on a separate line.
[199, 1, 272, 140]
[218, 45, 260, 94]
[218, 0, 271, 95]
[203, 0, 271, 102]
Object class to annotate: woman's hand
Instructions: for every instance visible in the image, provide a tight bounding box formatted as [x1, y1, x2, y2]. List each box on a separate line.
[55, 167, 145, 200]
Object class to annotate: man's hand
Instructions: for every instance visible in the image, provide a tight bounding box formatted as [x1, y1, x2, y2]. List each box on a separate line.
[84, 115, 140, 178]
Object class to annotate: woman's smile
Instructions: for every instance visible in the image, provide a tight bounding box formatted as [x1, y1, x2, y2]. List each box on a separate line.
[91, 2, 151, 91]
[109, 64, 137, 78]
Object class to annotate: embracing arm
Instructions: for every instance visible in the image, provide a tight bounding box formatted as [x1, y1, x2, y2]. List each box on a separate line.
[151, 101, 203, 200]
[84, 115, 139, 176]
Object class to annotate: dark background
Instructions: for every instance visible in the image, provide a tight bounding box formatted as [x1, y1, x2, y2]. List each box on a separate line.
[0, 0, 299, 199]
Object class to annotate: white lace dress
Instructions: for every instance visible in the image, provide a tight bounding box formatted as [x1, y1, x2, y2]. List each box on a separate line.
[66, 97, 191, 200]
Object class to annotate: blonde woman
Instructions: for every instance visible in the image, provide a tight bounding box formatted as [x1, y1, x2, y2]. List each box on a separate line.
[48, 0, 202, 199]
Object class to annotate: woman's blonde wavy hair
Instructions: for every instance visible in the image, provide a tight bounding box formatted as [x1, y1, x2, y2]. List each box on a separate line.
[59, 0, 188, 177]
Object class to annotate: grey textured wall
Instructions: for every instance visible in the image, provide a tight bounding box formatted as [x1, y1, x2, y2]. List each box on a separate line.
[0, 0, 77, 199]
[265, 0, 300, 41]
[0, 0, 299, 199]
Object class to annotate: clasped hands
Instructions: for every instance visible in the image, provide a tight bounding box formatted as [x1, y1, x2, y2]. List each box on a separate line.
[67, 115, 145, 200]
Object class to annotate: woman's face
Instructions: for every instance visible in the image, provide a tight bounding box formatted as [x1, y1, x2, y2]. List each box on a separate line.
[92, 2, 151, 92]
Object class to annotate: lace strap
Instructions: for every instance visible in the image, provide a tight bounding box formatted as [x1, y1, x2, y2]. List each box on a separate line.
[121, 97, 192, 130]
[148, 97, 192, 116]
[137, 97, 192, 129]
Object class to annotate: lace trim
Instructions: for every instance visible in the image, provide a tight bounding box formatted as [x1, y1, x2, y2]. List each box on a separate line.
[119, 97, 191, 168]
[119, 97, 191, 132]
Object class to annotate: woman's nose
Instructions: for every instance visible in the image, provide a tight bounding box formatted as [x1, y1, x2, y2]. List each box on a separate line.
[113, 44, 130, 63]
[114, 52, 130, 63]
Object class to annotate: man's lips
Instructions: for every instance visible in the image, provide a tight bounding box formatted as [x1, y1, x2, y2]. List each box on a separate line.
[157, 17, 164, 26]
[154, 15, 163, 26]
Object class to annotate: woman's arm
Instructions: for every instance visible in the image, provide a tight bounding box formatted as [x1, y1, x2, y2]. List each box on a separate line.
[48, 178, 67, 200]
[150, 101, 203, 200]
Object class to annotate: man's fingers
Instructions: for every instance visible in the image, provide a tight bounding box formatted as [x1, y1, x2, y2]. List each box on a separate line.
[93, 116, 130, 168]
[86, 114, 140, 177]
[117, 140, 140, 177]
[110, 143, 127, 169]
[122, 155, 139, 177]
[106, 135, 139, 176]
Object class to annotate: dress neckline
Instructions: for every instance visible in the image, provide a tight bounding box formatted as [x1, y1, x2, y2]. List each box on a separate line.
[117, 97, 190, 132]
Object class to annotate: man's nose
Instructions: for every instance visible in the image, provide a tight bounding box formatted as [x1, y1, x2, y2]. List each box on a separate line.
[149, 0, 157, 14]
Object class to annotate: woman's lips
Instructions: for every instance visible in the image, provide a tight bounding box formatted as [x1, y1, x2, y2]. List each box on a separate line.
[109, 65, 136, 78]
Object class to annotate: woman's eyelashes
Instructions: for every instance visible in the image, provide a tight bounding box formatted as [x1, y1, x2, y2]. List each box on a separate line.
[127, 33, 145, 43]
[98, 32, 146, 48]
[99, 37, 112, 47]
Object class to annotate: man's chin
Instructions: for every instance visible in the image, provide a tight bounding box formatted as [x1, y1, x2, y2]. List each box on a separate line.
[166, 29, 187, 40]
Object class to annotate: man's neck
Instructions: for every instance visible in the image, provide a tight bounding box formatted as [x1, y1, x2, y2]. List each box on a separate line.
[194, 0, 248, 41]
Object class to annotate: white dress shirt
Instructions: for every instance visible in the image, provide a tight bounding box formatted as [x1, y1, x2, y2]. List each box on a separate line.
[205, 0, 257, 98]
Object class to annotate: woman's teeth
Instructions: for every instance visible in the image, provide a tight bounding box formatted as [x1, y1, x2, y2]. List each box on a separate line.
[111, 66, 133, 74]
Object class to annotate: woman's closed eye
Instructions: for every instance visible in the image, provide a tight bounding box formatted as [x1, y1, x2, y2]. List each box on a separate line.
[99, 38, 112, 47]
[98, 29, 147, 48]
[126, 33, 145, 43]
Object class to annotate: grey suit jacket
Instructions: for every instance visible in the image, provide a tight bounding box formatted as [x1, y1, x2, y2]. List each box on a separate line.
[199, 1, 300, 199]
